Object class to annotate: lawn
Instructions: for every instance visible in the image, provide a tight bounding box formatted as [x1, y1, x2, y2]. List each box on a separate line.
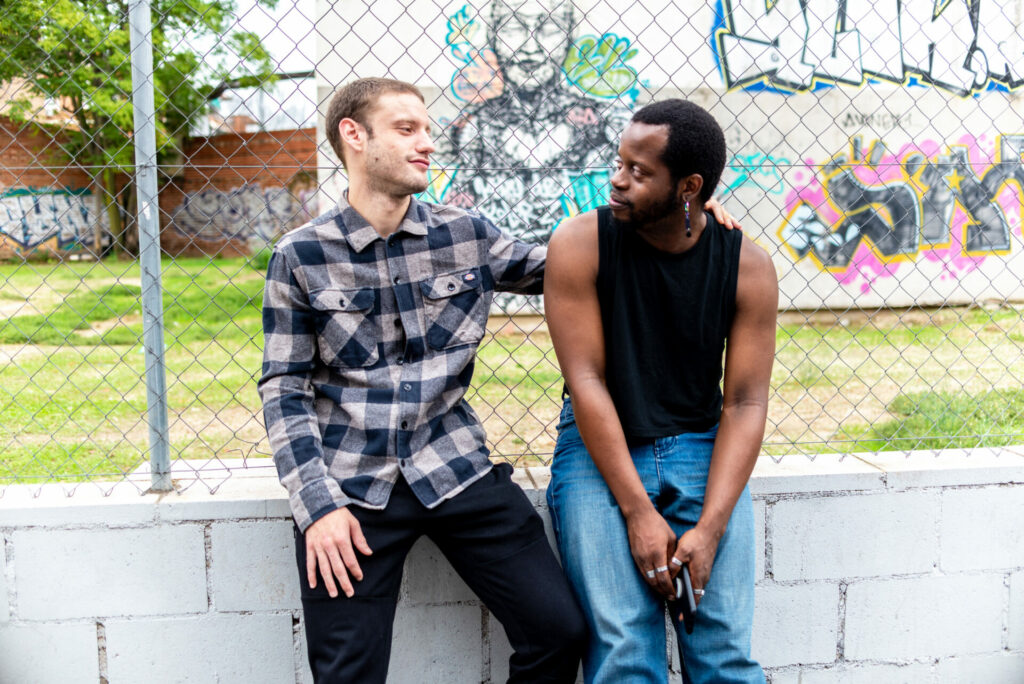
[1, 256, 1023, 484]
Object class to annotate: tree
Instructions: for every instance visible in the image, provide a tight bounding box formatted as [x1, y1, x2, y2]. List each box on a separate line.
[0, 0, 276, 255]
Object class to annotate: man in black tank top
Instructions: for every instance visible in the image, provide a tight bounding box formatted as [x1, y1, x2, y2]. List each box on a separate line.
[545, 100, 778, 683]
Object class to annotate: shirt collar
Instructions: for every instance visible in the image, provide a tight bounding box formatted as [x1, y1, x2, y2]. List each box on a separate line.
[334, 191, 429, 253]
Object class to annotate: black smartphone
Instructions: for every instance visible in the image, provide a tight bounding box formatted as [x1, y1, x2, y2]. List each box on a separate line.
[673, 565, 697, 634]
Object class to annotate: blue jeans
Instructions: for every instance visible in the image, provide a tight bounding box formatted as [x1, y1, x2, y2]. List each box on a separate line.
[547, 398, 764, 684]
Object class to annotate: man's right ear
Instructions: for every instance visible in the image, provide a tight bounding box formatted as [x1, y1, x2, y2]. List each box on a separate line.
[338, 118, 365, 160]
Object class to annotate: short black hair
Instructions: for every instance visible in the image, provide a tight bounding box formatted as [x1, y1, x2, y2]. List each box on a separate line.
[631, 99, 726, 202]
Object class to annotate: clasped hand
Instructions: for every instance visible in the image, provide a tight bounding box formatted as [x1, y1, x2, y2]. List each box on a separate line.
[626, 508, 717, 606]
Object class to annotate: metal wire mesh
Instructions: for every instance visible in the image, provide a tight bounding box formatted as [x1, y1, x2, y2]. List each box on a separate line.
[2, 0, 1024, 493]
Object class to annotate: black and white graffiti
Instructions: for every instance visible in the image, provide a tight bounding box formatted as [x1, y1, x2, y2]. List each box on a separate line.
[169, 183, 316, 244]
[714, 0, 1024, 96]
[433, 0, 638, 244]
[0, 188, 101, 250]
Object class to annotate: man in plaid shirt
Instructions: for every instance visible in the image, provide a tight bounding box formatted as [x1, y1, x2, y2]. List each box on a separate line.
[258, 77, 586, 682]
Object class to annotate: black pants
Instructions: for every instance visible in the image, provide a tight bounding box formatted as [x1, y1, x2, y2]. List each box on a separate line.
[295, 463, 587, 683]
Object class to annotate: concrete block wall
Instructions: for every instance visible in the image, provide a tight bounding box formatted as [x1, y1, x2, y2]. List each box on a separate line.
[2, 449, 1024, 683]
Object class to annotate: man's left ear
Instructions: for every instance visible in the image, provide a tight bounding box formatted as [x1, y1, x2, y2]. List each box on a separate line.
[683, 173, 704, 203]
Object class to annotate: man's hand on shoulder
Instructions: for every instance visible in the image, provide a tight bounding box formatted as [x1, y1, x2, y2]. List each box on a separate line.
[704, 197, 742, 231]
[305, 507, 373, 598]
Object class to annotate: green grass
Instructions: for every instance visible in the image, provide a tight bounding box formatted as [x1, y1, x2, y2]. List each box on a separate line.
[840, 388, 1024, 452]
[2, 256, 1024, 482]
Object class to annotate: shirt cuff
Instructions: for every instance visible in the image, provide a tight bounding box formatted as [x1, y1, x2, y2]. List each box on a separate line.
[291, 478, 351, 533]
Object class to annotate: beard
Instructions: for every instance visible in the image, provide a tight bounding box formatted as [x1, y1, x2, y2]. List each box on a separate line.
[364, 141, 429, 197]
[609, 186, 683, 233]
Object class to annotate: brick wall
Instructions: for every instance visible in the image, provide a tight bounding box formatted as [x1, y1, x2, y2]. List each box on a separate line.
[159, 127, 319, 257]
[0, 118, 319, 260]
[0, 116, 103, 259]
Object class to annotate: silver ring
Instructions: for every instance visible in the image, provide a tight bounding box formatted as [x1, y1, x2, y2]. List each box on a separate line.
[693, 588, 705, 597]
[670, 557, 683, 567]
[655, 565, 669, 573]
[645, 569, 656, 579]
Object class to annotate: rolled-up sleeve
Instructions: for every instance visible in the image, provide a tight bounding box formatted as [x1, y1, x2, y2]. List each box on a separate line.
[257, 247, 350, 530]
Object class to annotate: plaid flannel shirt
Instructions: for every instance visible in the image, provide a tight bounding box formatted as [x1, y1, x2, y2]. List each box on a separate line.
[258, 193, 546, 531]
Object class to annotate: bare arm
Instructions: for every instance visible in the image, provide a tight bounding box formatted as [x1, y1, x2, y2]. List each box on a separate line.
[545, 213, 679, 599]
[672, 237, 778, 598]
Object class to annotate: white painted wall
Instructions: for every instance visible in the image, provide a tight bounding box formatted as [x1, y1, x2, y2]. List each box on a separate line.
[312, 0, 1024, 310]
[2, 451, 1024, 683]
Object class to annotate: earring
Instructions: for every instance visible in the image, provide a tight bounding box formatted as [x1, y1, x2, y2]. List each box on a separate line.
[685, 200, 691, 238]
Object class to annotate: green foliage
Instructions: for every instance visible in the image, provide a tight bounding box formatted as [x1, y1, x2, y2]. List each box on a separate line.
[0, 0, 276, 167]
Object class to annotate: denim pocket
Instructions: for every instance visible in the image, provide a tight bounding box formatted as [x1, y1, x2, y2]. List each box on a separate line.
[555, 396, 576, 432]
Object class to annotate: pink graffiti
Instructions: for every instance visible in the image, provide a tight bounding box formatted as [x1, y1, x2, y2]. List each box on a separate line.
[451, 48, 504, 104]
[783, 136, 1022, 295]
[445, 191, 476, 208]
[567, 107, 599, 126]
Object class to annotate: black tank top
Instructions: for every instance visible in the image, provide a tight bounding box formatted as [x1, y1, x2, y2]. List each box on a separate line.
[595, 206, 742, 441]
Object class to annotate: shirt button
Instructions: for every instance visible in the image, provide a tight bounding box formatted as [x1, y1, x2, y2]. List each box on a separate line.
[446, 282, 456, 291]
[397, 358, 404, 365]
[400, 420, 409, 429]
[394, 318, 402, 327]
[393, 275, 400, 284]
[403, 383, 412, 391]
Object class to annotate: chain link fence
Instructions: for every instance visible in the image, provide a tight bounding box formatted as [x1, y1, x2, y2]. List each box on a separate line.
[2, 0, 1024, 493]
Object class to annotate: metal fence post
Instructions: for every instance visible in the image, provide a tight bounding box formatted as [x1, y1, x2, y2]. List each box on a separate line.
[129, 0, 172, 491]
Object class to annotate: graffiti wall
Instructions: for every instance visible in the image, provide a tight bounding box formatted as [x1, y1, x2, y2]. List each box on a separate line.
[0, 188, 104, 255]
[427, 1, 637, 244]
[713, 0, 1024, 96]
[168, 183, 316, 246]
[315, 0, 1024, 308]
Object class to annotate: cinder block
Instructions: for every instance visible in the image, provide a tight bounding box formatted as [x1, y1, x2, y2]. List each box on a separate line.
[296, 615, 314, 684]
[857, 447, 1024, 489]
[845, 575, 1004, 660]
[400, 538, 477, 605]
[14, 526, 206, 619]
[157, 475, 289, 521]
[0, 622, 99, 682]
[934, 653, 1024, 682]
[754, 499, 766, 581]
[1010, 571, 1024, 651]
[388, 604, 481, 684]
[0, 481, 158, 527]
[769, 662, 936, 684]
[211, 520, 300, 611]
[750, 455, 884, 496]
[752, 583, 838, 668]
[941, 487, 1024, 571]
[105, 614, 294, 682]
[771, 492, 938, 580]
[1, 538, 8, 622]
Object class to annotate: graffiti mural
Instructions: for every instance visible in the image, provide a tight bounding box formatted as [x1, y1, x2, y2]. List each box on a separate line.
[714, 0, 1024, 96]
[779, 134, 1024, 293]
[433, 0, 638, 244]
[719, 151, 791, 197]
[0, 188, 100, 250]
[169, 182, 316, 243]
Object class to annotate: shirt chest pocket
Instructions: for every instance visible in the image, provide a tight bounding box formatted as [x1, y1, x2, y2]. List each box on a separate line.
[310, 287, 380, 368]
[419, 268, 487, 350]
